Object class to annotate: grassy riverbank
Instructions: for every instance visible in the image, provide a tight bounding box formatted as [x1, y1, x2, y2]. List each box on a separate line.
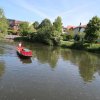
[61, 41, 100, 53]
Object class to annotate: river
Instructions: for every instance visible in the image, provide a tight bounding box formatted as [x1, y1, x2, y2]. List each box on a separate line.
[0, 40, 100, 100]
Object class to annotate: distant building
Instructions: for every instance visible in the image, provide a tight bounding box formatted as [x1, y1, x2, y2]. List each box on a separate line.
[7, 19, 22, 31]
[73, 25, 87, 34]
[7, 19, 30, 35]
[67, 25, 76, 30]
[63, 25, 87, 34]
[63, 25, 75, 33]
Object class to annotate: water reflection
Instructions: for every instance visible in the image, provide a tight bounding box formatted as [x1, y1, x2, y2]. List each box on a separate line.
[25, 43, 60, 69]
[61, 49, 100, 82]
[0, 61, 5, 77]
[17, 54, 32, 64]
[0, 44, 5, 77]
[0, 41, 100, 100]
[18, 42, 100, 83]
[10, 41, 100, 83]
[34, 47, 59, 69]
[0, 46, 5, 55]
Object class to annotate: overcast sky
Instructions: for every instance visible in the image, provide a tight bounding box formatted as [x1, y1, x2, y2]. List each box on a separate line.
[0, 0, 100, 26]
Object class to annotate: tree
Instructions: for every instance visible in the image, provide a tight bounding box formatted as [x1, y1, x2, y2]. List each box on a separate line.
[66, 30, 74, 40]
[28, 25, 36, 33]
[37, 19, 53, 44]
[33, 21, 39, 30]
[19, 22, 29, 36]
[38, 18, 52, 29]
[0, 8, 8, 34]
[84, 16, 100, 43]
[53, 16, 62, 33]
[51, 16, 63, 45]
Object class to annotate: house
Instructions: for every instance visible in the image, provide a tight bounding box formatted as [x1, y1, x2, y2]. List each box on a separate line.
[7, 19, 22, 31]
[63, 24, 87, 34]
[73, 25, 86, 34]
[63, 25, 75, 33]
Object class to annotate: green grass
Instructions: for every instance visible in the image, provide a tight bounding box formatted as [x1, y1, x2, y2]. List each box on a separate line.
[85, 43, 100, 53]
[61, 40, 100, 53]
[87, 43, 100, 49]
[60, 41, 74, 48]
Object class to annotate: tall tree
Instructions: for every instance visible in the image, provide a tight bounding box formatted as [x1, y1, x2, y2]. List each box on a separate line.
[37, 18, 53, 44]
[0, 8, 8, 34]
[50, 16, 63, 45]
[53, 16, 62, 33]
[84, 16, 100, 43]
[33, 21, 39, 30]
[38, 18, 52, 29]
[28, 25, 36, 33]
[19, 22, 29, 36]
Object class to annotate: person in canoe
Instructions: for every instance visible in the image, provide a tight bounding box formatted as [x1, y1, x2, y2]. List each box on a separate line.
[18, 42, 24, 51]
[19, 42, 22, 47]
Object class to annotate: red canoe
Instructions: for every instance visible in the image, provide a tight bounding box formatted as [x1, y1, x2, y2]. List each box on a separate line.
[16, 46, 32, 58]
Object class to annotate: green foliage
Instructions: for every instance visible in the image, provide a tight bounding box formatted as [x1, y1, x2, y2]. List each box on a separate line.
[30, 18, 62, 45]
[62, 33, 74, 41]
[33, 21, 39, 30]
[66, 34, 73, 40]
[26, 25, 36, 39]
[50, 16, 63, 45]
[65, 30, 74, 41]
[19, 22, 29, 36]
[84, 16, 100, 43]
[53, 16, 62, 33]
[79, 32, 85, 43]
[33, 17, 63, 45]
[51, 30, 61, 45]
[8, 30, 18, 35]
[62, 34, 67, 41]
[38, 18, 52, 29]
[28, 25, 36, 33]
[74, 34, 80, 41]
[0, 8, 8, 34]
[60, 41, 74, 48]
[35, 19, 53, 45]
[37, 27, 53, 44]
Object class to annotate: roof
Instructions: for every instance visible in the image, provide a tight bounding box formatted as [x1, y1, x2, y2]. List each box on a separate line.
[63, 25, 87, 30]
[74, 25, 87, 29]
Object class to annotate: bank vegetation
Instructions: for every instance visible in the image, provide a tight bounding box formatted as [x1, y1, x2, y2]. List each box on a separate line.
[0, 8, 100, 53]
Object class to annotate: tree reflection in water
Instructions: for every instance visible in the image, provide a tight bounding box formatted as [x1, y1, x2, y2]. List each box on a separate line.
[61, 49, 100, 83]
[26, 43, 60, 69]
[0, 60, 5, 77]
[18, 42, 100, 83]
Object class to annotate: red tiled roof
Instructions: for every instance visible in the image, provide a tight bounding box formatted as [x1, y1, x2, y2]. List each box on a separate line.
[66, 25, 76, 29]
[73, 25, 87, 29]
[64, 25, 87, 30]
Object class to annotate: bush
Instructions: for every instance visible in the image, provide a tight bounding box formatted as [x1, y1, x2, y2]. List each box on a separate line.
[74, 34, 80, 41]
[8, 30, 18, 35]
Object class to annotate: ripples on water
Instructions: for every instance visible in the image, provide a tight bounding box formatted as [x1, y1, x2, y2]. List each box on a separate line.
[0, 41, 100, 100]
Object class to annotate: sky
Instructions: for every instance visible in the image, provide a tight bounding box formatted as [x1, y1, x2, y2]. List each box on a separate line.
[0, 0, 100, 26]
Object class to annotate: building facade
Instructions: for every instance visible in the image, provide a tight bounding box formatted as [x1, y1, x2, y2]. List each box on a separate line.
[63, 25, 86, 34]
[7, 19, 22, 32]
